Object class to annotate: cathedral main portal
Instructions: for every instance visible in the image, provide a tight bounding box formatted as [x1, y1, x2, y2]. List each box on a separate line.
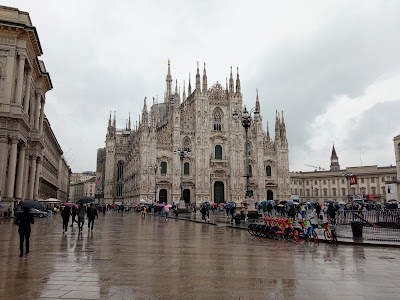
[214, 182, 225, 204]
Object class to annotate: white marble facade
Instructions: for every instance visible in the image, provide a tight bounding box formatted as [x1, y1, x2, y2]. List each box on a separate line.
[102, 62, 290, 205]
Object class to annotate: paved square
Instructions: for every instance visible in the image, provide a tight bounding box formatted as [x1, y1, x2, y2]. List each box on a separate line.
[1, 212, 400, 299]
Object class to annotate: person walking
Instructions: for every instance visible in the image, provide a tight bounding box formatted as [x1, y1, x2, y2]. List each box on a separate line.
[158, 205, 163, 219]
[70, 205, 77, 227]
[77, 202, 86, 233]
[243, 204, 249, 222]
[164, 205, 170, 221]
[225, 202, 230, 218]
[141, 206, 147, 218]
[14, 207, 34, 257]
[193, 203, 197, 215]
[301, 204, 306, 220]
[229, 204, 236, 223]
[201, 205, 207, 222]
[87, 203, 98, 230]
[61, 206, 71, 233]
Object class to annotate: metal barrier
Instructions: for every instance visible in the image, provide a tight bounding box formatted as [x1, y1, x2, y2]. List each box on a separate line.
[336, 210, 400, 242]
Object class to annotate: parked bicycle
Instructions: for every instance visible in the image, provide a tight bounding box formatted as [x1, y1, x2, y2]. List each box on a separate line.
[322, 219, 338, 246]
[293, 218, 319, 244]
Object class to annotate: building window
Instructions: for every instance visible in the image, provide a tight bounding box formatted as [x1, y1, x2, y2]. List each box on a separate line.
[246, 142, 252, 156]
[323, 180, 326, 185]
[332, 188, 336, 196]
[183, 138, 191, 152]
[332, 179, 335, 184]
[371, 187, 376, 195]
[184, 162, 189, 175]
[315, 180, 317, 185]
[381, 177, 385, 182]
[266, 165, 271, 177]
[213, 110, 222, 131]
[294, 189, 298, 195]
[161, 161, 167, 174]
[361, 178, 364, 183]
[371, 178, 375, 183]
[116, 161, 124, 197]
[342, 179, 345, 184]
[306, 189, 310, 196]
[315, 189, 319, 196]
[342, 188, 346, 196]
[215, 145, 222, 159]
[382, 187, 385, 194]
[306, 180, 309, 185]
[323, 188, 327, 196]
[351, 188, 356, 195]
[248, 165, 252, 176]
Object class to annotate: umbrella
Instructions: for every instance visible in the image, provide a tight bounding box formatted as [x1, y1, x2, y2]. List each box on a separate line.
[338, 202, 346, 205]
[78, 197, 94, 204]
[140, 199, 146, 203]
[158, 204, 165, 207]
[165, 205, 172, 208]
[62, 203, 77, 207]
[242, 201, 250, 205]
[0, 203, 9, 209]
[354, 200, 363, 204]
[261, 201, 268, 204]
[280, 201, 288, 205]
[325, 200, 335, 204]
[287, 201, 294, 206]
[277, 204, 284, 207]
[20, 200, 45, 210]
[388, 199, 398, 203]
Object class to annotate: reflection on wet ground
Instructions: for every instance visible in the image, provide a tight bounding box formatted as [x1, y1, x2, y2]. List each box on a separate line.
[1, 212, 400, 299]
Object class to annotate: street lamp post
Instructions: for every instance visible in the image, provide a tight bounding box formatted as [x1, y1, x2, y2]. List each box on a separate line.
[342, 172, 353, 204]
[174, 148, 190, 205]
[233, 106, 260, 199]
[150, 165, 159, 204]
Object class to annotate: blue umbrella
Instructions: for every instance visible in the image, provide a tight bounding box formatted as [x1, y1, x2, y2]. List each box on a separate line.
[261, 201, 268, 204]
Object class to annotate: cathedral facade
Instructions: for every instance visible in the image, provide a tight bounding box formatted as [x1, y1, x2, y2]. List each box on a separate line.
[101, 62, 290, 205]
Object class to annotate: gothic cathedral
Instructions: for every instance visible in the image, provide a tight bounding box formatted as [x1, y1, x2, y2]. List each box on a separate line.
[102, 61, 290, 205]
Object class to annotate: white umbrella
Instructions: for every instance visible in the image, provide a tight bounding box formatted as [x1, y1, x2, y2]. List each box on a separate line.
[140, 199, 146, 203]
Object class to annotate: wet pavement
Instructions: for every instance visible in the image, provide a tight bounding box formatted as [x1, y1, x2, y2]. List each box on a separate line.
[1, 212, 400, 299]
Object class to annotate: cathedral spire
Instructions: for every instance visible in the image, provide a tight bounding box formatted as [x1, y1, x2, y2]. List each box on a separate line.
[183, 80, 186, 101]
[229, 66, 234, 95]
[108, 111, 111, 127]
[128, 112, 131, 130]
[113, 111, 116, 128]
[256, 89, 260, 112]
[226, 77, 228, 92]
[195, 61, 201, 93]
[175, 79, 178, 95]
[236, 67, 241, 95]
[202, 62, 207, 93]
[266, 121, 270, 141]
[166, 59, 172, 98]
[188, 73, 192, 95]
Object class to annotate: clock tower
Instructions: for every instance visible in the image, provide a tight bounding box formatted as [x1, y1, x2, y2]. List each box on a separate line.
[330, 144, 340, 171]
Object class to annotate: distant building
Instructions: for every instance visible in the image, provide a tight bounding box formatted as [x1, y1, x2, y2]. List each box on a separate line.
[290, 145, 397, 203]
[70, 171, 95, 184]
[69, 177, 96, 202]
[95, 148, 106, 203]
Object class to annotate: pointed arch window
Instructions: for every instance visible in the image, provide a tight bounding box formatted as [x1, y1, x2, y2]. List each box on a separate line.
[116, 161, 124, 197]
[248, 164, 252, 176]
[213, 110, 222, 131]
[183, 138, 191, 152]
[266, 165, 272, 177]
[161, 161, 167, 174]
[215, 145, 222, 159]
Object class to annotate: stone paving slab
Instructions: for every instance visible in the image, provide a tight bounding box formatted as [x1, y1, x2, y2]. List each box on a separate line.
[1, 212, 400, 299]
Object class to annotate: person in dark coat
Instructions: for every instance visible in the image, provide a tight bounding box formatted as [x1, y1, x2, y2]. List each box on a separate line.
[14, 207, 34, 257]
[327, 203, 336, 225]
[87, 203, 98, 230]
[77, 202, 86, 233]
[70, 205, 77, 227]
[200, 205, 208, 222]
[229, 204, 236, 223]
[61, 206, 71, 233]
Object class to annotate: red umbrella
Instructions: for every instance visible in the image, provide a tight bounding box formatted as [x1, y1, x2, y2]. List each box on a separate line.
[62, 203, 77, 207]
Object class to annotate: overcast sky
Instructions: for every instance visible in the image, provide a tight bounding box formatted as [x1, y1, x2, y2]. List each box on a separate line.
[5, 0, 400, 172]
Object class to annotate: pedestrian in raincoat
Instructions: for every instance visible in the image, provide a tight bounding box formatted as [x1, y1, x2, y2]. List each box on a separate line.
[200, 205, 208, 222]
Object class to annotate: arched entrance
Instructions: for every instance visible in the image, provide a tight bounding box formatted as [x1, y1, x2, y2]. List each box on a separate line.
[159, 189, 167, 203]
[267, 190, 273, 200]
[214, 181, 225, 204]
[183, 189, 190, 204]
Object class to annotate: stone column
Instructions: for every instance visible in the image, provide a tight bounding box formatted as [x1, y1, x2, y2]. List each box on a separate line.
[34, 93, 41, 130]
[14, 143, 27, 200]
[39, 98, 45, 134]
[23, 70, 32, 113]
[14, 54, 26, 105]
[34, 157, 41, 200]
[5, 136, 19, 198]
[0, 134, 9, 198]
[28, 154, 37, 199]
[22, 152, 30, 200]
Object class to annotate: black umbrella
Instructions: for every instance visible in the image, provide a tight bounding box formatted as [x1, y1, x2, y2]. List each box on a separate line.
[280, 200, 288, 205]
[20, 200, 45, 210]
[77, 197, 94, 204]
